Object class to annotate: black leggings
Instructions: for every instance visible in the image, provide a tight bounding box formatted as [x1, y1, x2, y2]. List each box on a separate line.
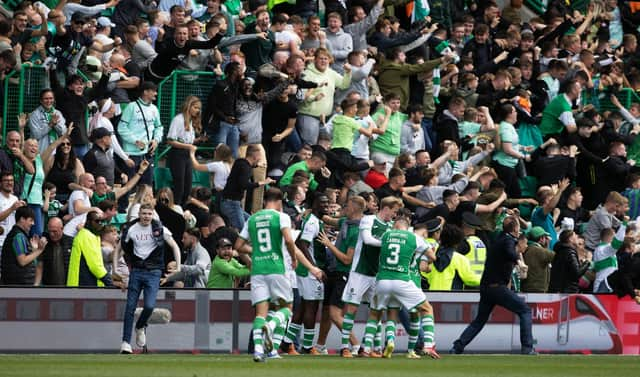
[492, 160, 522, 198]
[168, 148, 193, 205]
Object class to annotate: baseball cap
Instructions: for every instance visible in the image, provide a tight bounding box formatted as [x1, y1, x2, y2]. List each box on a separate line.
[426, 218, 442, 233]
[217, 238, 233, 248]
[372, 154, 386, 165]
[462, 212, 483, 229]
[528, 226, 550, 240]
[97, 16, 115, 29]
[91, 127, 112, 141]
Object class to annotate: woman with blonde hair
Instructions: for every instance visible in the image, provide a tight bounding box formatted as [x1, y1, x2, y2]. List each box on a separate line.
[167, 95, 202, 205]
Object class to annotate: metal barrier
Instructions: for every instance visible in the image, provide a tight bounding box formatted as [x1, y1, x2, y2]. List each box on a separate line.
[157, 69, 216, 134]
[2, 64, 90, 144]
[155, 70, 218, 190]
[595, 88, 640, 113]
[2, 65, 49, 140]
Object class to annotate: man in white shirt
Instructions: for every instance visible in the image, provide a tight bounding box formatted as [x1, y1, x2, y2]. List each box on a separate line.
[63, 173, 102, 237]
[120, 204, 181, 354]
[0, 172, 25, 253]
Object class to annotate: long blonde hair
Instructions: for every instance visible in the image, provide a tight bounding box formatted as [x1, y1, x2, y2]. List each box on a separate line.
[181, 96, 202, 134]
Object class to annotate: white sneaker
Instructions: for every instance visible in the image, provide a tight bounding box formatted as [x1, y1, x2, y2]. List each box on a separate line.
[315, 345, 329, 355]
[262, 323, 273, 353]
[120, 342, 133, 354]
[135, 327, 146, 347]
[253, 352, 266, 362]
[267, 350, 282, 359]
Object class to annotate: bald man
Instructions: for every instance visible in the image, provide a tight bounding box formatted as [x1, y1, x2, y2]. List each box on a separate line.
[0, 130, 35, 196]
[63, 173, 103, 237]
[37, 217, 74, 285]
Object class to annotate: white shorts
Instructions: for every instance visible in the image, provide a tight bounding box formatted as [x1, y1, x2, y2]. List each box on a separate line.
[251, 274, 293, 306]
[297, 275, 324, 301]
[341, 271, 376, 306]
[373, 279, 426, 311]
[287, 270, 298, 289]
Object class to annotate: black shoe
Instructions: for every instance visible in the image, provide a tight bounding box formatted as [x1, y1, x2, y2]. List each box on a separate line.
[521, 349, 538, 355]
[449, 347, 463, 354]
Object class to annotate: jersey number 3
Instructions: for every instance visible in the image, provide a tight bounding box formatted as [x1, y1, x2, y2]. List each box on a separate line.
[386, 244, 400, 265]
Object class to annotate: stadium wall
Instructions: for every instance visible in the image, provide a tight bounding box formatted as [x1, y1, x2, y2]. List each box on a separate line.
[0, 288, 637, 354]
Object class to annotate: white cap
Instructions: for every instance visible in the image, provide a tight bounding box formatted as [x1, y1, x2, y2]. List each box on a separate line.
[97, 16, 115, 29]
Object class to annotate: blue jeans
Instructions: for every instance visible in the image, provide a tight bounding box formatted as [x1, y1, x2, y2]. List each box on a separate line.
[215, 121, 240, 158]
[398, 307, 424, 351]
[122, 155, 154, 187]
[453, 284, 533, 353]
[286, 128, 303, 153]
[73, 144, 89, 159]
[421, 118, 434, 152]
[28, 204, 43, 237]
[122, 268, 162, 343]
[221, 199, 250, 230]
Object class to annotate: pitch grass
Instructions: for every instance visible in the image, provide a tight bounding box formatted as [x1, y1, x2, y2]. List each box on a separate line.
[0, 354, 639, 377]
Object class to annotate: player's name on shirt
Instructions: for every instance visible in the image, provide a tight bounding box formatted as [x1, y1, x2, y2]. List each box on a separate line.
[388, 236, 409, 245]
[254, 253, 281, 263]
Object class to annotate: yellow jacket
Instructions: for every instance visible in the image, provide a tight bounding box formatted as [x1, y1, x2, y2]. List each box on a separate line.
[67, 228, 108, 287]
[425, 250, 480, 291]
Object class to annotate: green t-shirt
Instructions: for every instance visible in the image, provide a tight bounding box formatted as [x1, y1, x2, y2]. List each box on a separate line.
[295, 213, 324, 277]
[335, 217, 360, 273]
[91, 191, 116, 206]
[540, 94, 573, 136]
[370, 108, 407, 156]
[458, 121, 481, 140]
[22, 155, 45, 206]
[331, 114, 361, 151]
[377, 229, 428, 282]
[280, 161, 318, 191]
[352, 215, 392, 276]
[493, 121, 520, 168]
[240, 209, 291, 276]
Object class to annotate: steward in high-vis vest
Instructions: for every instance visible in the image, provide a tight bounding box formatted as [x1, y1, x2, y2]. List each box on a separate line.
[425, 222, 480, 291]
[420, 218, 443, 286]
[457, 212, 487, 279]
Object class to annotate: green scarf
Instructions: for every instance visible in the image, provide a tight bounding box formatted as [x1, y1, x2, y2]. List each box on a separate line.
[3, 145, 24, 189]
[44, 107, 58, 143]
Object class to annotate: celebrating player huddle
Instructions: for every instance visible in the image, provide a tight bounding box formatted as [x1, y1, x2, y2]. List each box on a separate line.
[238, 188, 441, 362]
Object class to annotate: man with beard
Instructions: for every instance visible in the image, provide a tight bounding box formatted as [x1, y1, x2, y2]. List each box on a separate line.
[521, 227, 555, 293]
[161, 228, 211, 288]
[66, 210, 117, 287]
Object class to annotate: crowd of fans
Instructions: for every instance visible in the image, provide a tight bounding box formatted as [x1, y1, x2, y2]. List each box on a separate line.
[0, 0, 638, 304]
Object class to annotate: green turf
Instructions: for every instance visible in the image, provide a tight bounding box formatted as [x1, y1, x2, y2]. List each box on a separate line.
[0, 354, 638, 377]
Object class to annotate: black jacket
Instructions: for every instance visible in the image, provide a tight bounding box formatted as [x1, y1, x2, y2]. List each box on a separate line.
[50, 69, 108, 145]
[481, 231, 519, 286]
[603, 155, 634, 193]
[0, 226, 35, 285]
[39, 234, 74, 286]
[549, 242, 589, 293]
[607, 252, 640, 299]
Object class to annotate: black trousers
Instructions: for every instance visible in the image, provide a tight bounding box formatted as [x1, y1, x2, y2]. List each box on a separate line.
[168, 148, 193, 205]
[492, 160, 522, 198]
